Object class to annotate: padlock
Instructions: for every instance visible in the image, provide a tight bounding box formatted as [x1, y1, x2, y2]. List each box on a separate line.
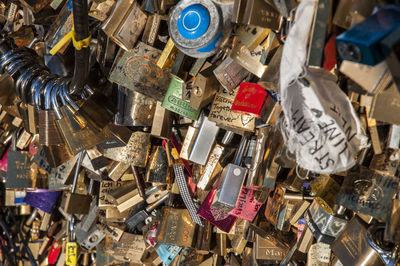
[98, 180, 124, 209]
[307, 242, 331, 266]
[109, 41, 171, 102]
[255, 234, 289, 264]
[132, 165, 146, 198]
[101, 0, 147, 51]
[74, 86, 113, 138]
[89, 0, 115, 22]
[306, 0, 332, 67]
[108, 182, 162, 213]
[114, 86, 156, 127]
[336, 4, 400, 66]
[188, 116, 220, 165]
[85, 146, 110, 170]
[38, 79, 65, 146]
[79, 226, 106, 250]
[66, 219, 78, 266]
[6, 128, 33, 189]
[97, 124, 132, 150]
[212, 136, 248, 211]
[336, 166, 399, 221]
[246, 126, 271, 187]
[95, 29, 117, 74]
[209, 87, 255, 136]
[213, 57, 250, 93]
[189, 62, 219, 110]
[168, 0, 233, 58]
[332, 217, 393, 266]
[230, 42, 267, 78]
[162, 75, 201, 121]
[339, 60, 387, 95]
[231, 82, 270, 118]
[125, 192, 170, 232]
[275, 196, 311, 232]
[180, 113, 204, 160]
[157, 38, 178, 69]
[98, 223, 124, 242]
[156, 207, 197, 248]
[146, 145, 171, 184]
[370, 72, 400, 125]
[304, 201, 348, 244]
[156, 244, 183, 265]
[102, 233, 147, 263]
[309, 174, 341, 213]
[15, 128, 32, 150]
[151, 101, 173, 140]
[197, 130, 234, 190]
[232, 0, 281, 30]
[385, 190, 400, 243]
[369, 149, 399, 176]
[52, 83, 99, 155]
[61, 152, 92, 214]
[106, 160, 130, 181]
[102, 130, 151, 167]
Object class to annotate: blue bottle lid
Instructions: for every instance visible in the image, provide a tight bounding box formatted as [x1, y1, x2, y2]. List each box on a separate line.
[177, 4, 210, 40]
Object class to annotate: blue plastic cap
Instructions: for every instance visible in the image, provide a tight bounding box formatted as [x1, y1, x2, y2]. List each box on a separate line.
[177, 4, 210, 40]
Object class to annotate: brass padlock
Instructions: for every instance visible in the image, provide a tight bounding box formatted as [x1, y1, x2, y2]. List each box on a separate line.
[146, 145, 171, 184]
[209, 87, 255, 136]
[61, 152, 92, 214]
[101, 0, 147, 51]
[115, 86, 156, 127]
[156, 207, 197, 248]
[102, 131, 151, 167]
[109, 41, 170, 101]
[189, 62, 219, 110]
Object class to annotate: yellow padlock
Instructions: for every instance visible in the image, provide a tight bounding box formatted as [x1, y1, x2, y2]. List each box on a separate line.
[65, 241, 78, 266]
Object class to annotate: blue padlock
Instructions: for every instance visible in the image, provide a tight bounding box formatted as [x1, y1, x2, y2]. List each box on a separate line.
[336, 4, 400, 66]
[169, 0, 233, 58]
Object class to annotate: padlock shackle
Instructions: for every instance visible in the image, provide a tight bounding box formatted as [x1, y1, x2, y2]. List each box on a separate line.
[51, 83, 63, 120]
[69, 217, 75, 242]
[44, 80, 57, 110]
[7, 58, 31, 77]
[0, 52, 23, 72]
[11, 127, 23, 151]
[15, 66, 35, 101]
[35, 78, 53, 110]
[71, 151, 84, 194]
[20, 68, 44, 105]
[221, 130, 234, 145]
[62, 84, 80, 111]
[233, 136, 248, 165]
[32, 75, 50, 108]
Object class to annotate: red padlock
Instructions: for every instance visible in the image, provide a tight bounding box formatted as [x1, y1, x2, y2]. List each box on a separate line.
[231, 82, 268, 118]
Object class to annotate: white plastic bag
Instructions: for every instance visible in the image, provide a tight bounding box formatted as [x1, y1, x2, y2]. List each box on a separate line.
[279, 0, 369, 174]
